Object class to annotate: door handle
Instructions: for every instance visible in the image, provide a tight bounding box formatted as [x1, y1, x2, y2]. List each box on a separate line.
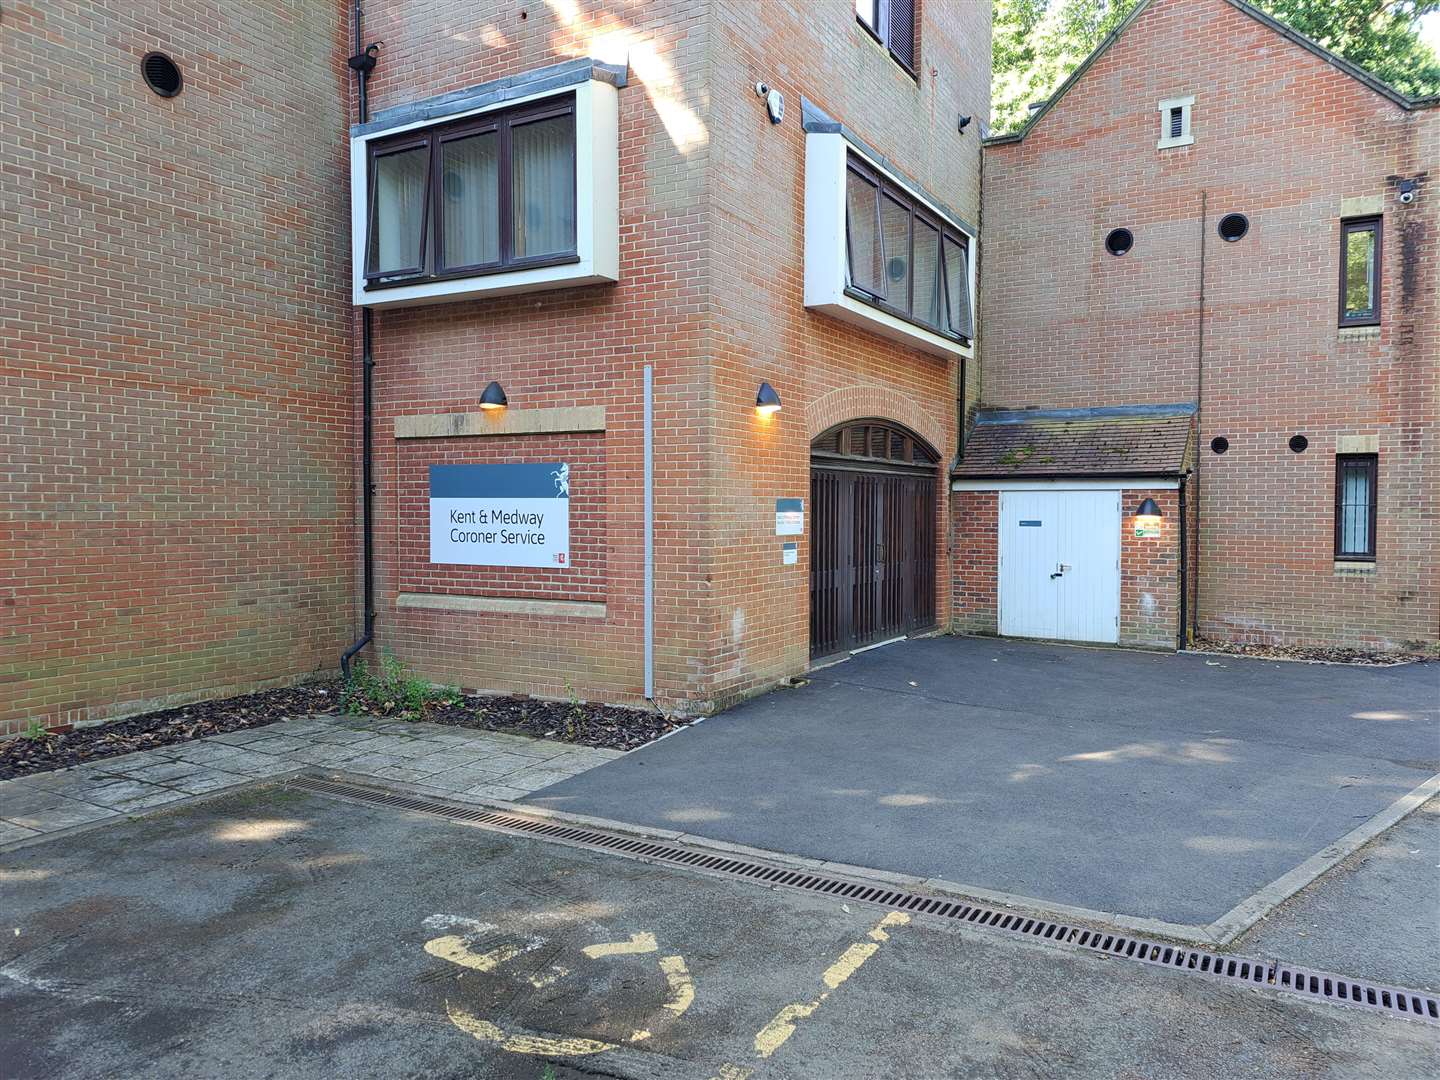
[1050, 563, 1070, 579]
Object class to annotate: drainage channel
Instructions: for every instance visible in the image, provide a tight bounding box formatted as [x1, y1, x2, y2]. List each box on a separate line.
[288, 773, 1439, 1028]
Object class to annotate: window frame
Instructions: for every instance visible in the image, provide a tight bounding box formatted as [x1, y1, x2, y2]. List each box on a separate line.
[363, 94, 580, 290]
[1156, 95, 1194, 149]
[1338, 216, 1382, 328]
[855, 0, 917, 78]
[843, 154, 971, 344]
[1333, 453, 1378, 561]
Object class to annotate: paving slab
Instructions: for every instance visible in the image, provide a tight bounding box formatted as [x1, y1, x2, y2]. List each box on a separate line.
[0, 785, 1432, 1080]
[528, 636, 1440, 927]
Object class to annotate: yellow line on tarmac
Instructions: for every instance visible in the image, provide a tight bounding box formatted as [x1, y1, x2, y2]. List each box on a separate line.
[446, 1002, 616, 1056]
[582, 931, 658, 958]
[659, 954, 695, 1016]
[753, 911, 910, 1059]
[424, 935, 531, 973]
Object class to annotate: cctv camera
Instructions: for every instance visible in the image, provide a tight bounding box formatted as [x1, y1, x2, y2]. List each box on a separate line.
[1397, 178, 1418, 204]
[1399, 189, 1415, 204]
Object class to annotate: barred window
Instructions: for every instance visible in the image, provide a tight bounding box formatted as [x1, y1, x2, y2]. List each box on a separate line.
[1334, 454, 1377, 560]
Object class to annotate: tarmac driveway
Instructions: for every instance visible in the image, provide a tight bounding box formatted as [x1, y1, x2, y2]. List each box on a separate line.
[528, 637, 1439, 928]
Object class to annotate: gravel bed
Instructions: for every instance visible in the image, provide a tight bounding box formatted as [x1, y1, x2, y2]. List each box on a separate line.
[1192, 637, 1432, 667]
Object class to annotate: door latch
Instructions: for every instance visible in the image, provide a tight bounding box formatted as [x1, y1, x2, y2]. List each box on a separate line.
[1050, 563, 1071, 579]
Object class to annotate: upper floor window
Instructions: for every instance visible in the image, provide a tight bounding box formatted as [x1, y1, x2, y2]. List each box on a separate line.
[845, 155, 972, 341]
[366, 96, 577, 287]
[1156, 95, 1193, 149]
[1334, 454, 1377, 560]
[1339, 216, 1381, 327]
[855, 0, 916, 75]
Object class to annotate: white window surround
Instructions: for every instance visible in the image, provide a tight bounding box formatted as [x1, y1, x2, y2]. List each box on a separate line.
[1157, 95, 1194, 150]
[350, 78, 619, 309]
[804, 131, 975, 361]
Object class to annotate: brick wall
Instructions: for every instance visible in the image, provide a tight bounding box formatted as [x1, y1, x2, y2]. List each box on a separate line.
[980, 0, 1438, 649]
[0, 2, 354, 735]
[1119, 488, 1181, 649]
[951, 491, 999, 635]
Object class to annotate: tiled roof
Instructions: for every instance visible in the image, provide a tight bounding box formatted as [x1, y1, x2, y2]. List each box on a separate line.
[955, 404, 1195, 478]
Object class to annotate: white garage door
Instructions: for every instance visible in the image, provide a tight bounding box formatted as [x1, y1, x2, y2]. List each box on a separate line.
[998, 490, 1120, 643]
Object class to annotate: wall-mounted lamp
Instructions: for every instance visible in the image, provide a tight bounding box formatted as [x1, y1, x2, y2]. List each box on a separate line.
[479, 381, 508, 411]
[957, 114, 972, 133]
[1133, 497, 1162, 533]
[755, 382, 782, 416]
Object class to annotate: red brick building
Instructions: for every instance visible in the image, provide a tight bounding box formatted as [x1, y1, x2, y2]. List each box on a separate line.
[1, 3, 355, 737]
[963, 0, 1438, 651]
[5, 0, 1435, 738]
[354, 0, 988, 714]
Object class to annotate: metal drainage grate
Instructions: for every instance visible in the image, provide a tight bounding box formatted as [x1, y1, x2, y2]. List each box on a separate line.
[288, 774, 1440, 1027]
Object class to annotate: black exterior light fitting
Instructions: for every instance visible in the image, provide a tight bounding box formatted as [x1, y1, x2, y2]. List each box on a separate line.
[1134, 497, 1162, 523]
[479, 381, 508, 411]
[755, 382, 782, 416]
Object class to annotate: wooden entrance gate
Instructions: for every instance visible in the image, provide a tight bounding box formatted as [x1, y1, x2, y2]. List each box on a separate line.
[810, 420, 938, 658]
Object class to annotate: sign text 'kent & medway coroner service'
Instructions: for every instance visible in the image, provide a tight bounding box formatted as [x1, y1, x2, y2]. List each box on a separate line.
[429, 463, 570, 568]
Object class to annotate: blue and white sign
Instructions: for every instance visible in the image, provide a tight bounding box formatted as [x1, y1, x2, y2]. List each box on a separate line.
[429, 463, 570, 568]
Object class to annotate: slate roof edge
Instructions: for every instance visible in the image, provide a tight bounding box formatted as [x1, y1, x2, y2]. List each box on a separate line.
[951, 468, 1190, 480]
[973, 403, 1197, 425]
[353, 58, 628, 137]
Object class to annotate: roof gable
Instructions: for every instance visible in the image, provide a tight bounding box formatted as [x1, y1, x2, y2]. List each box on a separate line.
[987, 0, 1437, 146]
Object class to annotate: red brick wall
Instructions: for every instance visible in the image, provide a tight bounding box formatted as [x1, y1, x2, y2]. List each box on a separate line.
[1119, 488, 1181, 649]
[0, 2, 354, 735]
[951, 491, 999, 635]
[361, 1, 990, 712]
[980, 0, 1438, 649]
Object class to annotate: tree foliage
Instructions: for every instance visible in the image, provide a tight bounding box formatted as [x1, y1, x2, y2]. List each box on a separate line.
[991, 0, 1440, 133]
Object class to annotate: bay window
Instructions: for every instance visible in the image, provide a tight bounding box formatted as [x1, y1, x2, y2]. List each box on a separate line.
[844, 156, 973, 341]
[365, 97, 577, 286]
[350, 67, 619, 309]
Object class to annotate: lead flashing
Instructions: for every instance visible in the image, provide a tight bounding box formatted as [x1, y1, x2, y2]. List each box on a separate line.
[973, 403, 1197, 426]
[354, 57, 627, 137]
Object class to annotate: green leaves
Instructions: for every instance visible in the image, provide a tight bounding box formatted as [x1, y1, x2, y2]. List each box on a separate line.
[990, 0, 1440, 134]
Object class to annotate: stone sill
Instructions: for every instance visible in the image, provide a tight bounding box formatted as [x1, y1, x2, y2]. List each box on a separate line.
[1334, 561, 1376, 576]
[397, 592, 606, 619]
[1337, 326, 1380, 341]
[395, 406, 605, 439]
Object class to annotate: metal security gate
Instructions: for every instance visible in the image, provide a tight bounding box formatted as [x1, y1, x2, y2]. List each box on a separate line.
[810, 421, 938, 658]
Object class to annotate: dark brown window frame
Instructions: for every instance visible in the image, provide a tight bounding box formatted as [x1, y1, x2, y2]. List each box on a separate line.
[364, 94, 579, 289]
[843, 154, 972, 344]
[855, 0, 917, 78]
[1338, 216, 1381, 327]
[1334, 453, 1378, 561]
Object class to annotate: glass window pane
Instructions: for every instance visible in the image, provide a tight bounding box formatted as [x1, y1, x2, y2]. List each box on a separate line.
[943, 236, 973, 338]
[368, 146, 428, 275]
[846, 170, 881, 294]
[1340, 463, 1372, 554]
[855, 0, 876, 29]
[512, 113, 575, 259]
[1344, 225, 1376, 318]
[441, 132, 499, 268]
[880, 196, 910, 308]
[913, 218, 941, 328]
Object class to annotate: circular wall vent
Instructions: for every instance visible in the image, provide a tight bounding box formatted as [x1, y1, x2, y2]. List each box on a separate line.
[142, 52, 183, 97]
[1210, 436, 1229, 454]
[1218, 213, 1249, 242]
[1105, 228, 1133, 256]
[1289, 434, 1309, 453]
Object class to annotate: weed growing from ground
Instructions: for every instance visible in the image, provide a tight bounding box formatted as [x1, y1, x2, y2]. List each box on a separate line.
[342, 652, 460, 721]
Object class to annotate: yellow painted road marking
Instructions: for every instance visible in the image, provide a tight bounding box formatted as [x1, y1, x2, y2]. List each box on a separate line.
[753, 911, 910, 1059]
[659, 954, 695, 1016]
[424, 934, 539, 973]
[446, 1002, 616, 1056]
[707, 1064, 755, 1080]
[582, 931, 658, 958]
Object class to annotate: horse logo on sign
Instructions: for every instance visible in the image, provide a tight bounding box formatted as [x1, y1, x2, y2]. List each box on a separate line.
[552, 463, 570, 498]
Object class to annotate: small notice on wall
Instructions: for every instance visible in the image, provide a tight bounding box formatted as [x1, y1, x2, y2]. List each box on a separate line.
[782, 541, 798, 565]
[775, 498, 804, 536]
[1134, 522, 1160, 539]
[429, 463, 570, 568]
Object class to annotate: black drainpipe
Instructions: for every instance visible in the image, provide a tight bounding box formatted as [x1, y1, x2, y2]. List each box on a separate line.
[341, 3, 380, 679]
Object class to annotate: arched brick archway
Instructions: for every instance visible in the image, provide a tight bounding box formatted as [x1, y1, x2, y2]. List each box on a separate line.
[805, 385, 947, 460]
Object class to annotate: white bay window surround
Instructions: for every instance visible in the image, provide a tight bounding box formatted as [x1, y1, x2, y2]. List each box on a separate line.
[351, 65, 620, 308]
[805, 127, 975, 360]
